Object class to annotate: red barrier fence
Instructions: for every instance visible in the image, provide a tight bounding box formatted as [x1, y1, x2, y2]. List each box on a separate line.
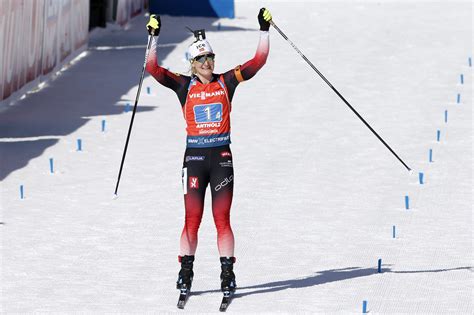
[0, 0, 89, 109]
[116, 0, 147, 26]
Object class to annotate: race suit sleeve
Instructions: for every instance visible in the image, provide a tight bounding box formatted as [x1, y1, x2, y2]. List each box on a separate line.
[145, 36, 190, 106]
[239, 30, 270, 80]
[223, 31, 270, 101]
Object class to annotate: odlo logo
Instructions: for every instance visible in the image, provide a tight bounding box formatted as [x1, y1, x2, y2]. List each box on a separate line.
[189, 177, 199, 189]
[214, 175, 233, 191]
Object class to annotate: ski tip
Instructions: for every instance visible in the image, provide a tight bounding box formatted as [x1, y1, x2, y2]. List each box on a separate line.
[219, 303, 229, 312]
[219, 291, 233, 312]
[177, 288, 190, 309]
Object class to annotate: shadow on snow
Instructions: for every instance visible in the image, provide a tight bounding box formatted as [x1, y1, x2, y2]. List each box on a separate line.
[191, 266, 472, 298]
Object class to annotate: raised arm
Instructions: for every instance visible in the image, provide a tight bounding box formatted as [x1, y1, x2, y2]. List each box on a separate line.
[145, 15, 189, 94]
[239, 29, 270, 81]
[240, 8, 272, 80]
[236, 8, 272, 81]
[222, 8, 271, 100]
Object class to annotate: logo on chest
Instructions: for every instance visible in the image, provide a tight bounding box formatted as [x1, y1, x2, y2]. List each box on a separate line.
[189, 89, 225, 100]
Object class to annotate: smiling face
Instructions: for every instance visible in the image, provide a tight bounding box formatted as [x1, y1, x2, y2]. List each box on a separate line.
[192, 53, 215, 83]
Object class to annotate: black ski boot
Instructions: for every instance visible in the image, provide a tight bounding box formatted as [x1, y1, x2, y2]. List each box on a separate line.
[176, 255, 194, 290]
[220, 257, 236, 292]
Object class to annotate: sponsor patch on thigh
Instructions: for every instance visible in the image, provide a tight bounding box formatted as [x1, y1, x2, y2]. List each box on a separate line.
[185, 155, 205, 162]
[219, 159, 233, 168]
[214, 175, 233, 191]
[189, 176, 199, 189]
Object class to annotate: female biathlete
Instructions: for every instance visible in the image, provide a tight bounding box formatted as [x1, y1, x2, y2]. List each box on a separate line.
[145, 8, 272, 294]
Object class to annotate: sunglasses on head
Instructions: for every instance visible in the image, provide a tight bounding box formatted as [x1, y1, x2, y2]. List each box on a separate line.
[193, 53, 215, 63]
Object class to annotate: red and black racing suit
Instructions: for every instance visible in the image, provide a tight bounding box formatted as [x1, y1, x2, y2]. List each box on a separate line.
[146, 31, 269, 258]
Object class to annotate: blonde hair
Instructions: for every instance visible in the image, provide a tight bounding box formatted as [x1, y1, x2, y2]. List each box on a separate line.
[184, 58, 197, 75]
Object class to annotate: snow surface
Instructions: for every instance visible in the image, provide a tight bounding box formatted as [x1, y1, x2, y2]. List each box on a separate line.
[1, 1, 472, 313]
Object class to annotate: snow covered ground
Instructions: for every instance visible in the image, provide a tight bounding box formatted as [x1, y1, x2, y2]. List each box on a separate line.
[1, 1, 472, 313]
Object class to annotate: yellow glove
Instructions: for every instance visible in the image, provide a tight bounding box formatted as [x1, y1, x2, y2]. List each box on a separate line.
[258, 8, 272, 31]
[146, 14, 160, 36]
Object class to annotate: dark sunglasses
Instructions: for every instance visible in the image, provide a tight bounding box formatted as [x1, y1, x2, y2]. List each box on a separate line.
[194, 53, 215, 63]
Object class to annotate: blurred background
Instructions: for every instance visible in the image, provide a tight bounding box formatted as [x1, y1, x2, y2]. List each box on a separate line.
[0, 0, 235, 110]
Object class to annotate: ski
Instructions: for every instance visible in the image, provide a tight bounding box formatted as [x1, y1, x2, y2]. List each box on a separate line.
[177, 288, 190, 309]
[219, 290, 234, 312]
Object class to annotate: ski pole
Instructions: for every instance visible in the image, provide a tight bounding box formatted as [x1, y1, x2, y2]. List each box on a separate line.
[269, 20, 411, 172]
[114, 33, 154, 197]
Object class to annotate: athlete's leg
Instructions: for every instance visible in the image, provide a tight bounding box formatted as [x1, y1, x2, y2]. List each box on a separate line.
[180, 149, 209, 256]
[210, 146, 235, 257]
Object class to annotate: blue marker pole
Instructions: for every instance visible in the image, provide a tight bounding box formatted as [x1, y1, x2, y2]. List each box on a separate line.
[125, 103, 130, 113]
[436, 130, 440, 142]
[77, 139, 82, 151]
[429, 149, 433, 162]
[20, 185, 24, 199]
[405, 195, 410, 210]
[362, 300, 368, 313]
[444, 110, 448, 123]
[378, 259, 382, 273]
[457, 93, 461, 104]
[49, 158, 54, 174]
[392, 225, 396, 238]
[419, 172, 424, 184]
[460, 74, 464, 84]
[101, 119, 106, 132]
[147, 87, 151, 94]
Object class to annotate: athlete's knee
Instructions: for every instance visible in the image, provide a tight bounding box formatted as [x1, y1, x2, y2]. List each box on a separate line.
[184, 215, 202, 231]
[184, 202, 204, 230]
[214, 216, 232, 232]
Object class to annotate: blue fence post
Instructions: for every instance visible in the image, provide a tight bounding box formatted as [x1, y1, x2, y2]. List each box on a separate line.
[362, 300, 368, 313]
